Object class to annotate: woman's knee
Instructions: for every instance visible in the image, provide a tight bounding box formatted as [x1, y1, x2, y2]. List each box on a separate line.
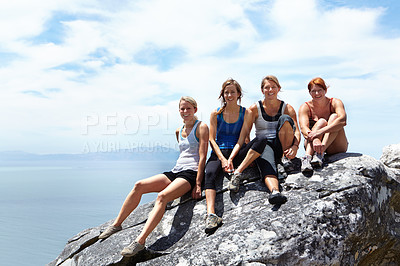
[313, 118, 327, 129]
[250, 136, 268, 153]
[156, 191, 169, 205]
[204, 175, 216, 190]
[205, 168, 218, 183]
[327, 113, 338, 124]
[278, 114, 293, 124]
[278, 115, 295, 132]
[133, 180, 145, 193]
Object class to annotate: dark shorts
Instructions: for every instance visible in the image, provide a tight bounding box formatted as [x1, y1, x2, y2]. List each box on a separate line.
[163, 170, 197, 190]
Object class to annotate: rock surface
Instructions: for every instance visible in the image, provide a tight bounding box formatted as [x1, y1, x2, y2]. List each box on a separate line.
[381, 143, 400, 169]
[49, 146, 400, 266]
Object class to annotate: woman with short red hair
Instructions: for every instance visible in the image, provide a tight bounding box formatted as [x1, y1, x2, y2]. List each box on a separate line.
[298, 77, 348, 175]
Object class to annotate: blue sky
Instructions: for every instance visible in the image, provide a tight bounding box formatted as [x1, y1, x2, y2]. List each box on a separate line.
[1, 0, 399, 159]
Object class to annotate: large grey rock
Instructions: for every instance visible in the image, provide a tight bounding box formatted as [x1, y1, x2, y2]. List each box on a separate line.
[381, 143, 400, 169]
[49, 152, 400, 266]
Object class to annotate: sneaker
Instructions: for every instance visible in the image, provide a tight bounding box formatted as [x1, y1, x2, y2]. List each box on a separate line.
[281, 156, 295, 172]
[301, 155, 313, 175]
[311, 153, 324, 168]
[228, 172, 242, 193]
[268, 191, 287, 205]
[98, 225, 122, 239]
[277, 163, 287, 180]
[121, 241, 145, 257]
[205, 213, 223, 233]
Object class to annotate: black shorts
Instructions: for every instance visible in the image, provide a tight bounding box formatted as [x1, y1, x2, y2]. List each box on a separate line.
[163, 170, 197, 190]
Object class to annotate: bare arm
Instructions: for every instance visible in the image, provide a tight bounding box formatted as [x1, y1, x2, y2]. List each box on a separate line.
[320, 98, 346, 134]
[192, 122, 209, 199]
[208, 110, 229, 170]
[298, 103, 312, 139]
[309, 98, 347, 139]
[228, 105, 256, 168]
[175, 128, 180, 142]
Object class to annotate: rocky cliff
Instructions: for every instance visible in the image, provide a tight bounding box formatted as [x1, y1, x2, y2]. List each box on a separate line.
[49, 144, 400, 266]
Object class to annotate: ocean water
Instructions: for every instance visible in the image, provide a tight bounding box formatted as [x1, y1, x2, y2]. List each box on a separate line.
[0, 160, 176, 266]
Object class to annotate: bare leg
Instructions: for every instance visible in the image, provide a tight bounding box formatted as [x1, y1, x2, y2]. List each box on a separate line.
[325, 128, 348, 154]
[305, 139, 314, 156]
[322, 114, 348, 154]
[278, 121, 295, 152]
[264, 175, 279, 192]
[112, 174, 171, 227]
[205, 189, 216, 214]
[135, 178, 191, 245]
[235, 149, 261, 173]
[311, 119, 328, 155]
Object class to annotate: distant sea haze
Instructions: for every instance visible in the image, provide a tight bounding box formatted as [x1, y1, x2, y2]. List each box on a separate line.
[0, 146, 180, 162]
[0, 154, 177, 266]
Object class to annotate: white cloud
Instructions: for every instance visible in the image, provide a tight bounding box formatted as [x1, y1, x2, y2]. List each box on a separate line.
[0, 0, 399, 157]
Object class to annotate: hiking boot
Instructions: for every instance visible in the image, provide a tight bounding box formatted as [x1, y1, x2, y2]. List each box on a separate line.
[205, 213, 223, 233]
[301, 155, 313, 175]
[268, 191, 287, 205]
[281, 156, 295, 172]
[121, 241, 145, 257]
[98, 225, 122, 239]
[228, 172, 242, 193]
[277, 163, 287, 180]
[311, 153, 324, 168]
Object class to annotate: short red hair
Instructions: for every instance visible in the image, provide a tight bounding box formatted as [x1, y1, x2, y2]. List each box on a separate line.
[308, 77, 328, 91]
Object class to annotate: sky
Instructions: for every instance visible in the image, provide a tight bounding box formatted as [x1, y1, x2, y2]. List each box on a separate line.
[1, 0, 399, 159]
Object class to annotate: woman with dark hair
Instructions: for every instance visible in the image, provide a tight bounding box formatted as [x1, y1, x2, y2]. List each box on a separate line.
[298, 77, 348, 175]
[204, 78, 269, 233]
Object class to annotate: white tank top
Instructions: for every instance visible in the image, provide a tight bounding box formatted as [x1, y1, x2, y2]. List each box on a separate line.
[255, 100, 287, 140]
[171, 120, 200, 173]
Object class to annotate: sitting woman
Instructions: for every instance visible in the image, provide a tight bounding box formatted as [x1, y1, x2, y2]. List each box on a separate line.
[98, 96, 209, 257]
[298, 77, 348, 174]
[204, 78, 269, 233]
[229, 75, 300, 204]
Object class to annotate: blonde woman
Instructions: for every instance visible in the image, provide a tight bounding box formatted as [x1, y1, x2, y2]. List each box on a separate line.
[98, 96, 209, 257]
[229, 75, 300, 204]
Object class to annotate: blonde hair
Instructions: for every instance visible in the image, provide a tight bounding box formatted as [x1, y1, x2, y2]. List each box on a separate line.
[261, 75, 281, 89]
[179, 96, 198, 122]
[217, 78, 243, 115]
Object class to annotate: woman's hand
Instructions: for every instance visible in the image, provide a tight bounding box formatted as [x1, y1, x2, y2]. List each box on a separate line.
[284, 145, 298, 159]
[307, 129, 322, 141]
[224, 158, 234, 173]
[191, 184, 202, 199]
[221, 158, 229, 170]
[304, 129, 311, 140]
[312, 138, 325, 154]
